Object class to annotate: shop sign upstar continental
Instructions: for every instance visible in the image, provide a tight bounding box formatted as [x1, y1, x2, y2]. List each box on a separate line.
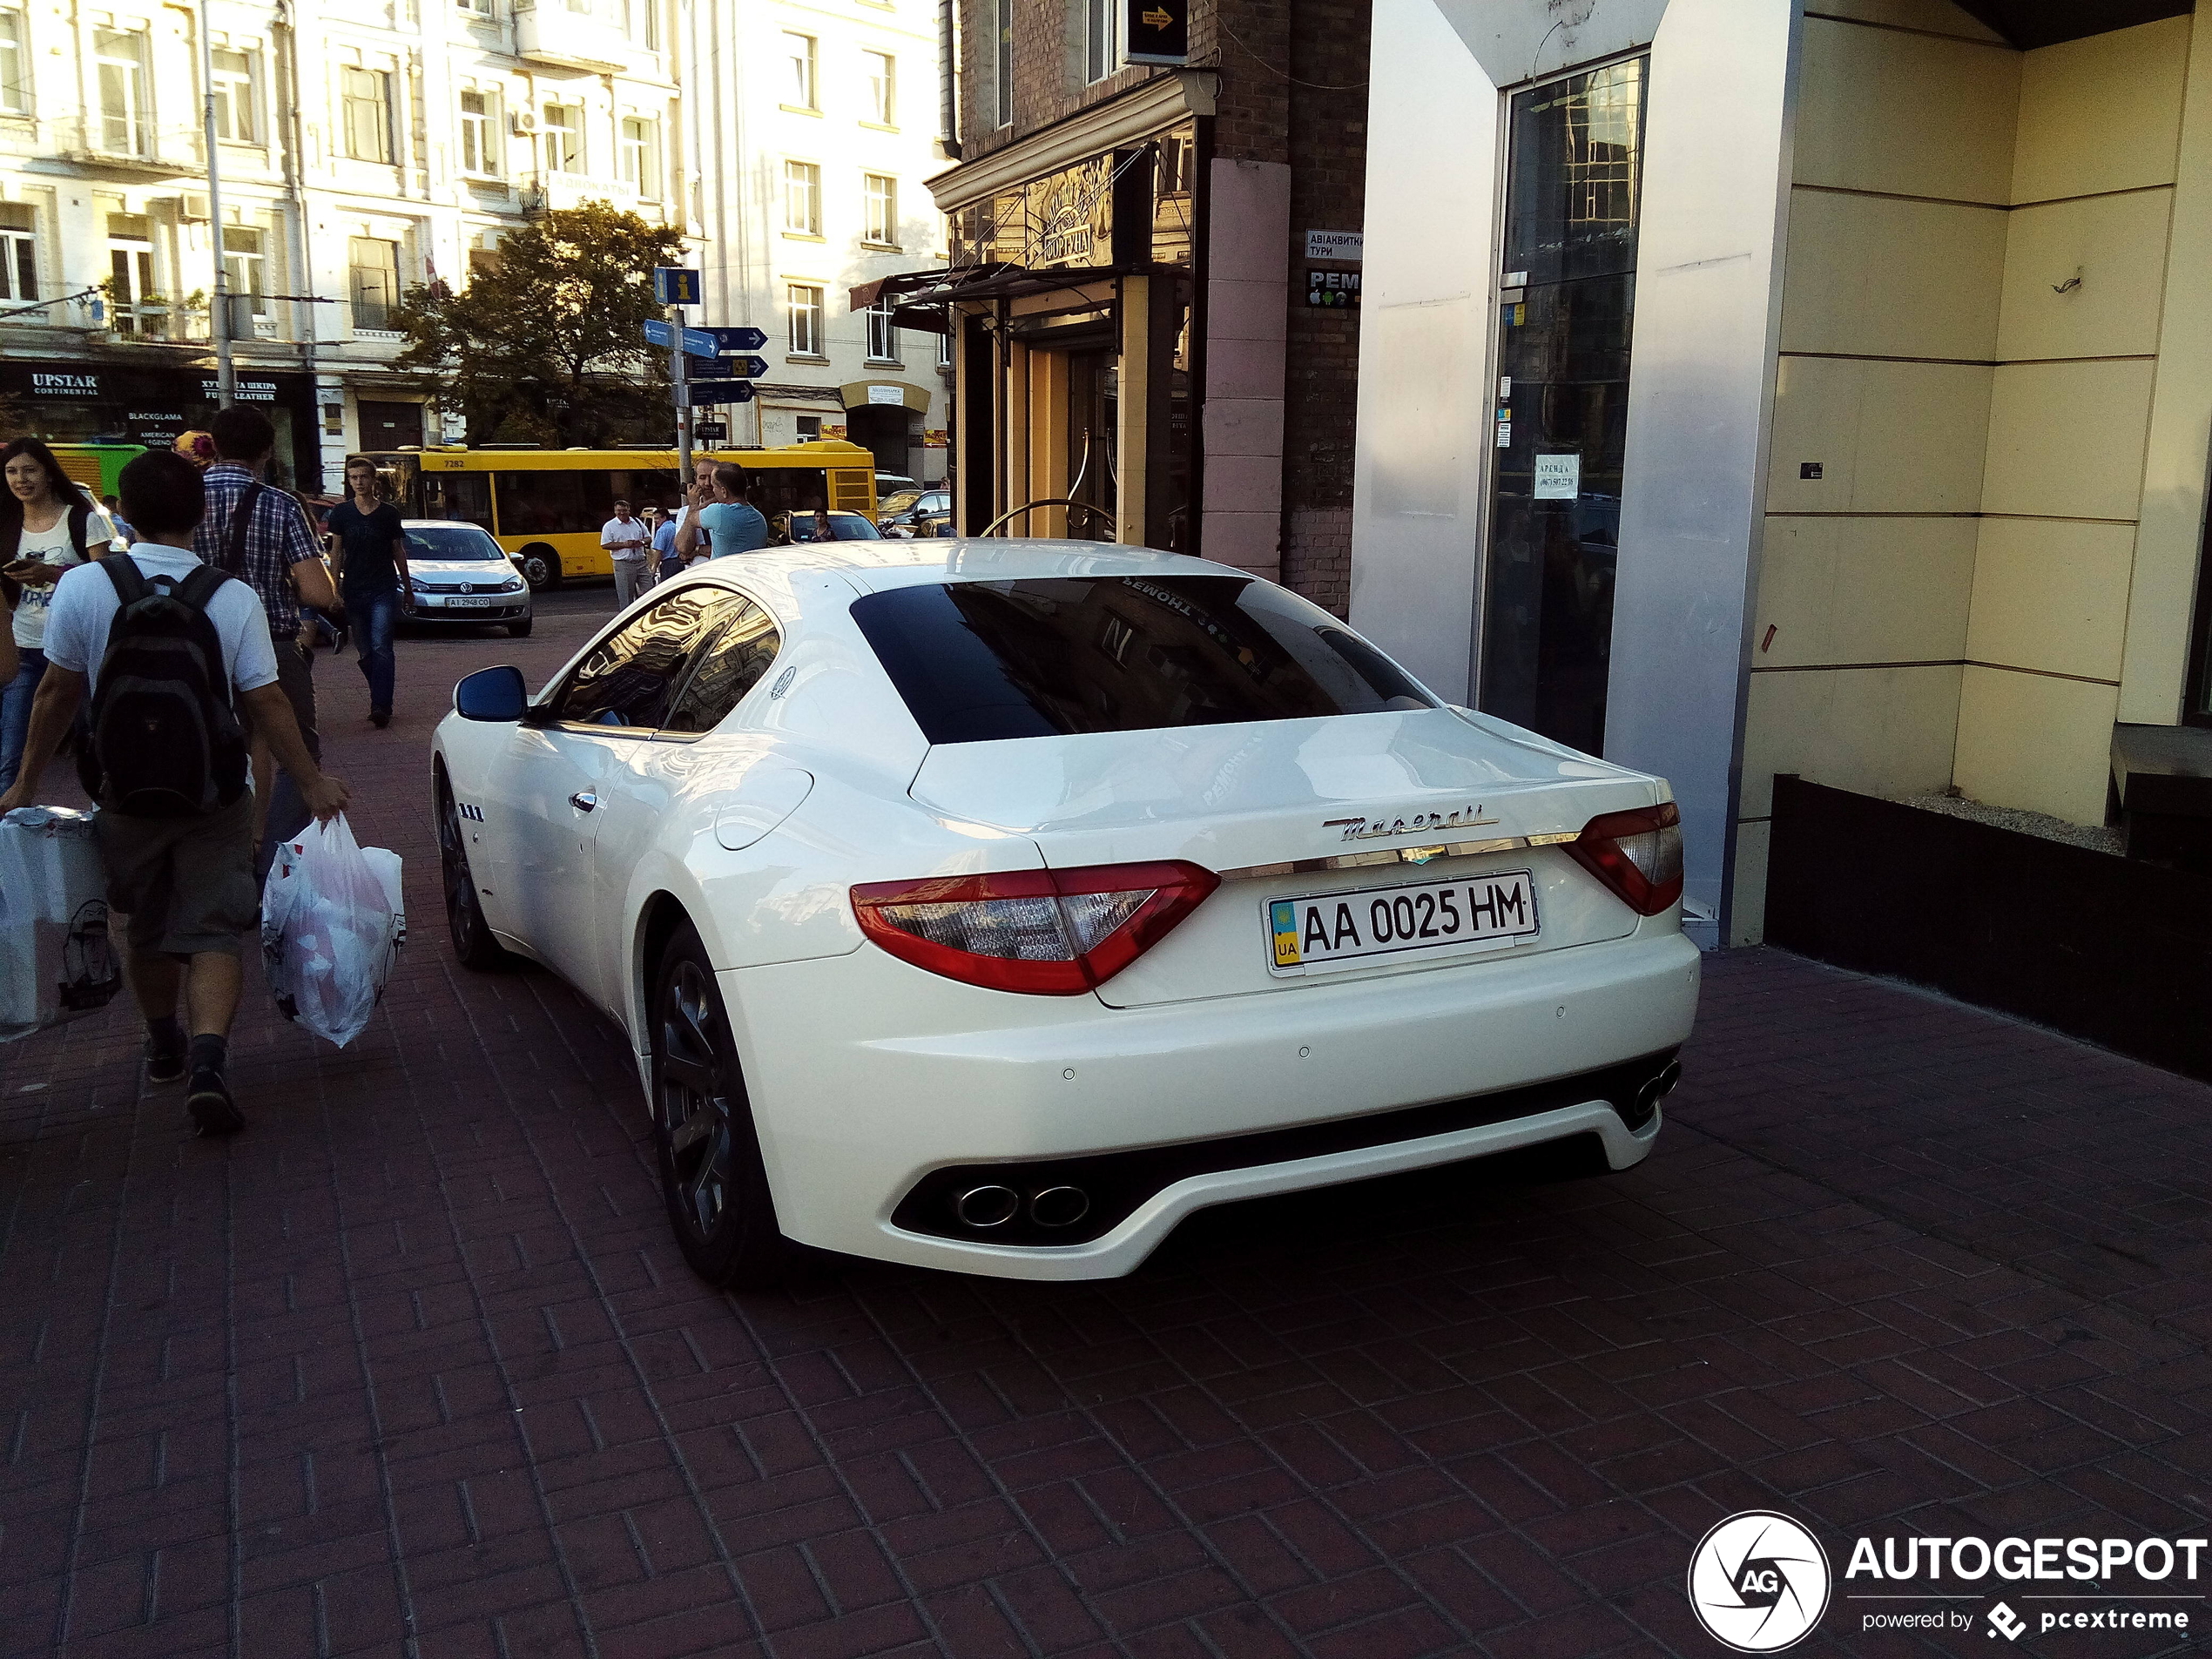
[1689, 1511, 2207, 1649]
[1123, 0, 1187, 64]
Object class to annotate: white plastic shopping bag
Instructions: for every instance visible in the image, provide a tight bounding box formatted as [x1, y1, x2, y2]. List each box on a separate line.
[0, 806, 122, 1042]
[260, 813, 403, 1048]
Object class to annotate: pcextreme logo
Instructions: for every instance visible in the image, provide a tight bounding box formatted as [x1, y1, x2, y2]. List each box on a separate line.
[1687, 1511, 1831, 1652]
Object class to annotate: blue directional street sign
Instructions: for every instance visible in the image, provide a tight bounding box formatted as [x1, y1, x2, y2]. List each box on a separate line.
[644, 319, 720, 356]
[652, 266, 702, 305]
[685, 380, 758, 406]
[705, 326, 768, 353]
[719, 355, 769, 380]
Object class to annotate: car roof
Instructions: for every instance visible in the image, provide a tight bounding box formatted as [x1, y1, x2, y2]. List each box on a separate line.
[691, 537, 1240, 598]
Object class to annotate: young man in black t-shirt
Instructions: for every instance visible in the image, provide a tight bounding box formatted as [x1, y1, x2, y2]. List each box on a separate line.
[324, 455, 412, 727]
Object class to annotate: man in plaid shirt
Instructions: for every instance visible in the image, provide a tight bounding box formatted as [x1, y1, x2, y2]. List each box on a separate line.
[196, 408, 340, 866]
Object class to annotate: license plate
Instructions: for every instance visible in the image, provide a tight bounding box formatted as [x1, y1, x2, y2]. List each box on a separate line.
[1266, 871, 1540, 976]
[446, 596, 494, 608]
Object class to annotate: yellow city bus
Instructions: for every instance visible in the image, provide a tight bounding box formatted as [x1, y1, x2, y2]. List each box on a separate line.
[367, 441, 880, 590]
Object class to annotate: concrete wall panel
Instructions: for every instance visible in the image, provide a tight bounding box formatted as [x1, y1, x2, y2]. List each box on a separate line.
[1740, 664, 1965, 819]
[1754, 516, 1976, 669]
[1980, 357, 2157, 523]
[1778, 189, 2004, 361]
[1794, 17, 2019, 203]
[1995, 189, 2175, 363]
[1953, 665, 2121, 825]
[1765, 356, 1993, 515]
[2012, 17, 2188, 204]
[1966, 517, 2134, 684]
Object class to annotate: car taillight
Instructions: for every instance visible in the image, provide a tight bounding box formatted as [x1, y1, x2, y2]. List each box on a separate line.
[850, 861, 1221, 995]
[1567, 801, 1683, 915]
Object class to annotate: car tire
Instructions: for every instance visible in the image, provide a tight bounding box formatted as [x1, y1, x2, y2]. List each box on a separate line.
[507, 618, 533, 637]
[437, 773, 519, 972]
[651, 924, 792, 1290]
[517, 545, 561, 591]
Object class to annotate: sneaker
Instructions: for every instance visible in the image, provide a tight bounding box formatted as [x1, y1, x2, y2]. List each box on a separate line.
[145, 1029, 186, 1086]
[185, 1069, 246, 1137]
[371, 706, 392, 728]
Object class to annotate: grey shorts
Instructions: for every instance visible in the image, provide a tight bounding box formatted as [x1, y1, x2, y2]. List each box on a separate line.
[96, 791, 258, 958]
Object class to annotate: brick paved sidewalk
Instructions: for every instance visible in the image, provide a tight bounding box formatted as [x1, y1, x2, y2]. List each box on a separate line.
[5, 591, 2212, 1658]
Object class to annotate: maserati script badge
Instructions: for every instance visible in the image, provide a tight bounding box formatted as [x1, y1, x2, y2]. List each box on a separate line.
[1322, 804, 1496, 843]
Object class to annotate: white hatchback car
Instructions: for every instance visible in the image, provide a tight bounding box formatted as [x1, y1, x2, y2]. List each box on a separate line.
[431, 542, 1699, 1285]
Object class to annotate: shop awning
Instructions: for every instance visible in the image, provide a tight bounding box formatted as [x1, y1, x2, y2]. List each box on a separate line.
[850, 262, 1119, 332]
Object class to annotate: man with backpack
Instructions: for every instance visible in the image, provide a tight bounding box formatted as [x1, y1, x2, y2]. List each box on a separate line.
[195, 408, 339, 867]
[0, 451, 349, 1136]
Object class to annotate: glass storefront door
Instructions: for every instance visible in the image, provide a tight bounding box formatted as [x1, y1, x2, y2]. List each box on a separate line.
[1478, 56, 1648, 757]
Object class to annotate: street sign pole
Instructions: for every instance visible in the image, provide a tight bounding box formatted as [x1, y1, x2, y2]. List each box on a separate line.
[198, 0, 234, 408]
[672, 304, 691, 487]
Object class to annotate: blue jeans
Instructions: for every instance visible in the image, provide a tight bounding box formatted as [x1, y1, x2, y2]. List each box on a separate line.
[348, 588, 401, 713]
[0, 646, 46, 793]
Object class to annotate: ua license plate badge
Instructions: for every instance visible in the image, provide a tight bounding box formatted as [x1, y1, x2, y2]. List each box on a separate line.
[1264, 871, 1541, 977]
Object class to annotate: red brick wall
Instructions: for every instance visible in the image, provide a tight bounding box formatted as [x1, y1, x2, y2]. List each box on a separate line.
[952, 0, 1369, 613]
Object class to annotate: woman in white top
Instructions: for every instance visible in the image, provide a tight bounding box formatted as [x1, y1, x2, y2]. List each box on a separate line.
[0, 437, 116, 792]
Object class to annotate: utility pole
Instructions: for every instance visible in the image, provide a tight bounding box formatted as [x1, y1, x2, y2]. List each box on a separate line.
[198, 0, 234, 407]
[672, 304, 692, 486]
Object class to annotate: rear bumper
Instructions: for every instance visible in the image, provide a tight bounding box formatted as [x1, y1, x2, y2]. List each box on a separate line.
[725, 923, 1700, 1280]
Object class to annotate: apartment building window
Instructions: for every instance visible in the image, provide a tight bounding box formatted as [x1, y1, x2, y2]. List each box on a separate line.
[459, 90, 498, 175]
[0, 6, 28, 115]
[543, 103, 582, 173]
[864, 51, 894, 125]
[866, 298, 897, 363]
[786, 283, 823, 355]
[96, 30, 150, 156]
[222, 226, 266, 318]
[341, 67, 393, 163]
[993, 0, 1011, 125]
[106, 213, 155, 334]
[211, 49, 255, 143]
[782, 161, 820, 234]
[783, 32, 816, 110]
[1083, 0, 1119, 83]
[0, 205, 36, 301]
[456, 0, 492, 17]
[619, 116, 659, 198]
[863, 173, 896, 246]
[624, 0, 657, 48]
[348, 236, 400, 329]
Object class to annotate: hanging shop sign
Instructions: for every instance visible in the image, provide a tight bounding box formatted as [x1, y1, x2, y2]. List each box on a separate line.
[1026, 155, 1117, 269]
[1123, 0, 1189, 65]
[1306, 270, 1360, 308]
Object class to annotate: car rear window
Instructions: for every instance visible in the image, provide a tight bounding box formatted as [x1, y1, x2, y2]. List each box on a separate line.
[851, 575, 1436, 744]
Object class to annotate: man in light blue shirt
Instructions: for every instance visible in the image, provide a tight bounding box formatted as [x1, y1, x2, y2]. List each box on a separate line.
[675, 463, 768, 563]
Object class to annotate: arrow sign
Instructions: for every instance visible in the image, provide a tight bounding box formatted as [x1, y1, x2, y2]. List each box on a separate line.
[705, 325, 768, 353]
[681, 380, 759, 406]
[1122, 0, 1186, 62]
[719, 355, 769, 380]
[644, 320, 721, 356]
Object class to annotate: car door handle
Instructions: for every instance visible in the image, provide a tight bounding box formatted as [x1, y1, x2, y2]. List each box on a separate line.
[569, 792, 599, 813]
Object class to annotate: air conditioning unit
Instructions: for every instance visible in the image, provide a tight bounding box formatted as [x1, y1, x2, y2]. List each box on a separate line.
[168, 192, 212, 221]
[509, 109, 539, 137]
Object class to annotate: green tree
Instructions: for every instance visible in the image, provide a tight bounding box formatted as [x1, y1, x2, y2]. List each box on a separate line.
[389, 202, 688, 447]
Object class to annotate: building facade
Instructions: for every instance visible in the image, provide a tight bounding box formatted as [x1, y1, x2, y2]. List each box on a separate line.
[1349, 0, 2212, 950]
[899, 0, 1367, 592]
[0, 0, 947, 490]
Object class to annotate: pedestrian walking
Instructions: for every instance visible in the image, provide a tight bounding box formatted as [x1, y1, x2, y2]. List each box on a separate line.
[172, 430, 217, 472]
[651, 504, 685, 583]
[192, 408, 341, 865]
[664, 460, 716, 561]
[1, 438, 118, 792]
[674, 463, 769, 563]
[601, 498, 652, 606]
[324, 455, 413, 729]
[0, 450, 349, 1135]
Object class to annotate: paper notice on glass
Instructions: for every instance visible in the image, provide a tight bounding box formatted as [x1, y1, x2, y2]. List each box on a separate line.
[1534, 454, 1581, 499]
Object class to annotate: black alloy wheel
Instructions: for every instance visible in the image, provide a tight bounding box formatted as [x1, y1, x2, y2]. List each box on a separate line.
[437, 774, 517, 971]
[516, 546, 561, 591]
[651, 924, 790, 1289]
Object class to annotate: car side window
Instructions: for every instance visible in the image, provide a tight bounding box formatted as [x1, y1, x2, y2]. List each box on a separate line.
[551, 589, 745, 730]
[663, 602, 782, 735]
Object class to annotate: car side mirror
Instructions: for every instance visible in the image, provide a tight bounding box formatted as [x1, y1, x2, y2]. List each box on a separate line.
[455, 664, 529, 722]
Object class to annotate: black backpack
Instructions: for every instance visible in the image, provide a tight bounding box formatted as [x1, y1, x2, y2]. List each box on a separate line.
[76, 557, 248, 818]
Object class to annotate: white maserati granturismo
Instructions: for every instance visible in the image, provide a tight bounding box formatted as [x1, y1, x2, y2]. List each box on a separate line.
[430, 541, 1699, 1285]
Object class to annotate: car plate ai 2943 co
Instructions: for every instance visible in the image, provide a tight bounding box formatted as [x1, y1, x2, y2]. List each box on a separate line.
[1266, 871, 1541, 976]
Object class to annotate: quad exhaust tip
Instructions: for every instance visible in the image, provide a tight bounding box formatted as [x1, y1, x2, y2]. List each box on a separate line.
[1635, 1058, 1683, 1119]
